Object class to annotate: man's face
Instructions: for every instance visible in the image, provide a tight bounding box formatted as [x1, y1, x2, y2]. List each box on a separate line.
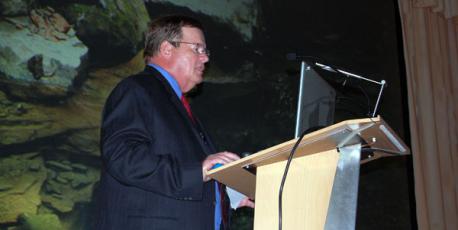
[169, 27, 209, 93]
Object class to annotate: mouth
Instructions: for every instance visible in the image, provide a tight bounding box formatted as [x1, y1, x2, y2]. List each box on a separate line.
[196, 66, 205, 75]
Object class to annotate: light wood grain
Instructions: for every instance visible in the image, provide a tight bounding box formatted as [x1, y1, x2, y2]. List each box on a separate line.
[254, 149, 339, 230]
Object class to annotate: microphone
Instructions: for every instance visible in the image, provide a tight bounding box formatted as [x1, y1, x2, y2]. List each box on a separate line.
[314, 61, 387, 117]
[314, 62, 338, 73]
[315, 62, 383, 85]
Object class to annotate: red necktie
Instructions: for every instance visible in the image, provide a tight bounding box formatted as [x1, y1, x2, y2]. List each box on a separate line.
[219, 183, 229, 228]
[181, 96, 228, 227]
[181, 95, 195, 122]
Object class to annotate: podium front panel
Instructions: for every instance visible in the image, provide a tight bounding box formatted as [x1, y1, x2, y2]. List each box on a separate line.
[254, 149, 339, 230]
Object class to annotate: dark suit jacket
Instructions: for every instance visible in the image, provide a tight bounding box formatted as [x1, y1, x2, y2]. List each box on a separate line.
[94, 66, 223, 230]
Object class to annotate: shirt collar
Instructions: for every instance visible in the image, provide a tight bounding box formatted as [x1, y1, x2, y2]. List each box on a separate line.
[148, 63, 182, 98]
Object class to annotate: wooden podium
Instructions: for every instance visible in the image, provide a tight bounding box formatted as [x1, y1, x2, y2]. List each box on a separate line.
[208, 117, 410, 230]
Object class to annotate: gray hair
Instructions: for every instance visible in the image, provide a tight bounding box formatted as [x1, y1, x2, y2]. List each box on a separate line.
[143, 15, 204, 58]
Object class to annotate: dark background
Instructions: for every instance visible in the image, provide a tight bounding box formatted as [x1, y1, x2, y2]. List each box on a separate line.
[190, 0, 415, 229]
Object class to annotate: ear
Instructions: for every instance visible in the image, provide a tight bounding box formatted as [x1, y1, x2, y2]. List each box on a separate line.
[159, 41, 174, 57]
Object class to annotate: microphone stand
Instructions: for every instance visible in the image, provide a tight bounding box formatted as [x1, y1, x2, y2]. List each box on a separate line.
[315, 62, 386, 118]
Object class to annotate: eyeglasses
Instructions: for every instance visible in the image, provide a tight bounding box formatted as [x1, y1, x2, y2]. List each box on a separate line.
[169, 41, 210, 57]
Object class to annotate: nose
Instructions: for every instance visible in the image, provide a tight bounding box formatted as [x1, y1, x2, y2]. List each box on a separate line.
[199, 53, 209, 63]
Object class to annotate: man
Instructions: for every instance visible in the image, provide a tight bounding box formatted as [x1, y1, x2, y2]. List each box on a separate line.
[94, 15, 252, 230]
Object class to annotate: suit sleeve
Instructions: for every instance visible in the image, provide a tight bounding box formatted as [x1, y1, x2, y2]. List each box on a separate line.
[100, 79, 204, 200]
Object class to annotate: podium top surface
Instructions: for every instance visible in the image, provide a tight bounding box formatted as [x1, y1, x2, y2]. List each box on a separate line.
[208, 116, 410, 198]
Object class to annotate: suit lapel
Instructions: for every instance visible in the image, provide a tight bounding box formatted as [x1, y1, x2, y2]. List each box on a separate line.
[143, 66, 214, 156]
[194, 117, 217, 153]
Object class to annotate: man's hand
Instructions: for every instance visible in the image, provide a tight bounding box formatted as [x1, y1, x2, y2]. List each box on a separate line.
[238, 197, 255, 208]
[202, 151, 240, 182]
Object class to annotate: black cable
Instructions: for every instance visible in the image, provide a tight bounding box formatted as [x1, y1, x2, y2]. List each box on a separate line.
[278, 130, 309, 230]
